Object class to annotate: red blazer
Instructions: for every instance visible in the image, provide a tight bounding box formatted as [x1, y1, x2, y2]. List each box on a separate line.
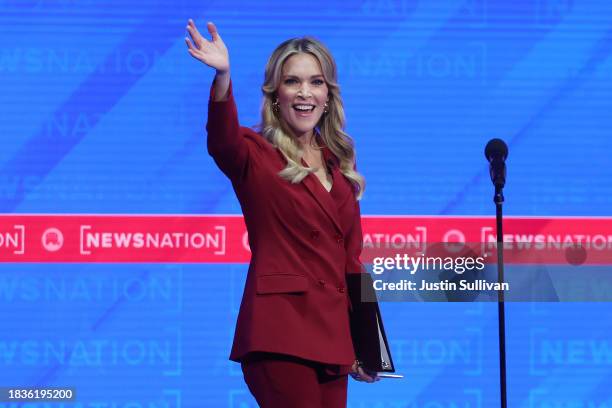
[206, 82, 364, 368]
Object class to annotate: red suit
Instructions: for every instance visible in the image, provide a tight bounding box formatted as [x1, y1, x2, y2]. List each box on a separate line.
[207, 82, 365, 372]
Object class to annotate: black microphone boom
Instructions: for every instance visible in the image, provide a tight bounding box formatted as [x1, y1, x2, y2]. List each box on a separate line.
[484, 138, 508, 188]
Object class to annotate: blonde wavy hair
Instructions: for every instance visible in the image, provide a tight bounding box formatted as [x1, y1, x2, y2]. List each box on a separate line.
[258, 37, 365, 200]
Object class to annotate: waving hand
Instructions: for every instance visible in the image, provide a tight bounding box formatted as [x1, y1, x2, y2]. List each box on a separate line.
[185, 19, 230, 74]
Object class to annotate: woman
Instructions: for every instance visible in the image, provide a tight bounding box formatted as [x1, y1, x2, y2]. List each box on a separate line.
[185, 19, 379, 407]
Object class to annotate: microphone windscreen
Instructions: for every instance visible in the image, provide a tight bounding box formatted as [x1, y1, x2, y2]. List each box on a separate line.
[484, 138, 508, 161]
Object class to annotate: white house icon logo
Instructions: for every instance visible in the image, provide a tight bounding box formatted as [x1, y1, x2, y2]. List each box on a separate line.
[42, 228, 64, 252]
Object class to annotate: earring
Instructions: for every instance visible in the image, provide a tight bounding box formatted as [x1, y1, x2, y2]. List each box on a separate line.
[272, 99, 280, 114]
[323, 102, 329, 114]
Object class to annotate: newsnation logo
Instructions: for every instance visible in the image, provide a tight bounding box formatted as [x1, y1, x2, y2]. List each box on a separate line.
[0, 215, 611, 263]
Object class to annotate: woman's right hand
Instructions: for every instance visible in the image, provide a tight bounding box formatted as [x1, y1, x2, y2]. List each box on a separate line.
[185, 19, 230, 74]
[350, 360, 380, 383]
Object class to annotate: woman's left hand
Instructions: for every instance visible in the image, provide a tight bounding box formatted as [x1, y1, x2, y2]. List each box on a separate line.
[349, 360, 380, 383]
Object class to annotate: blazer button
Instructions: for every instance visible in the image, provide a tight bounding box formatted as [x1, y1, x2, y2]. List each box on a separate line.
[336, 235, 344, 244]
[337, 286, 345, 293]
[311, 230, 320, 239]
[318, 279, 326, 287]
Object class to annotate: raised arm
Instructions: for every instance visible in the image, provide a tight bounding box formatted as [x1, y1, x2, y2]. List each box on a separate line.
[185, 20, 249, 183]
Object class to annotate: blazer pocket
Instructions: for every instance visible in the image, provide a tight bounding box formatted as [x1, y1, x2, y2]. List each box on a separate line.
[256, 274, 309, 295]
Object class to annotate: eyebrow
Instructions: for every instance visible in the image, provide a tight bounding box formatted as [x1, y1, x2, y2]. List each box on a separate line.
[282, 74, 324, 79]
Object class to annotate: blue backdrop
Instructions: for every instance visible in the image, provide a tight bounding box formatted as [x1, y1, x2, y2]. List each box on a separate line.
[1, 0, 611, 406]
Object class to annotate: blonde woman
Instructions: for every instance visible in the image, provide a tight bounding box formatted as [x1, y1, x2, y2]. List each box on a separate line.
[186, 19, 378, 407]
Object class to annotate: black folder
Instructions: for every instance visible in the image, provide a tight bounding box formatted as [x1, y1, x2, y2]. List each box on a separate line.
[346, 272, 395, 373]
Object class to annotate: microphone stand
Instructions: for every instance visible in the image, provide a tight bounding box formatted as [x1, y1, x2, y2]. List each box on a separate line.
[494, 184, 507, 408]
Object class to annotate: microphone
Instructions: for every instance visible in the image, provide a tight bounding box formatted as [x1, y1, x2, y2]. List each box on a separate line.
[484, 139, 508, 189]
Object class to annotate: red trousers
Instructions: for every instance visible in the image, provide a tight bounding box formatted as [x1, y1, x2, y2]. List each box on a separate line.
[240, 352, 349, 408]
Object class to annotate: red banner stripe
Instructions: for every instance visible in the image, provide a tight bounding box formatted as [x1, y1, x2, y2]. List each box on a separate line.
[1, 215, 611, 263]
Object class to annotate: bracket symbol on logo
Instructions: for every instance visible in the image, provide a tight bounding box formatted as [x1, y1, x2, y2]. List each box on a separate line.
[414, 226, 427, 255]
[480, 226, 494, 257]
[214, 226, 226, 255]
[14, 225, 25, 255]
[80, 225, 92, 255]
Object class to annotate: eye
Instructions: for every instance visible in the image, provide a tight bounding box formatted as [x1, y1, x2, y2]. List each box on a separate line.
[312, 79, 325, 86]
[283, 78, 298, 85]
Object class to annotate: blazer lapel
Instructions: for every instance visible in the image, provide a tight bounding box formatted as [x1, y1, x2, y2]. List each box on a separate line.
[300, 168, 344, 235]
[275, 143, 345, 235]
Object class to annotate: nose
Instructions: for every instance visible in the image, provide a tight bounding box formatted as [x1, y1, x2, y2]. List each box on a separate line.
[297, 83, 312, 98]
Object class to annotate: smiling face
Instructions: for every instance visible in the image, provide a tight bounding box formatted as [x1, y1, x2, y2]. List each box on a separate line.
[276, 53, 329, 140]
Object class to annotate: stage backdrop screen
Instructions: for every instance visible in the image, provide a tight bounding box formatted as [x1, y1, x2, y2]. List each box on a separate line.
[1, 0, 611, 407]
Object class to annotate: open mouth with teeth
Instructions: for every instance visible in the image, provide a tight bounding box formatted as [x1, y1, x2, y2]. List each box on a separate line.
[293, 104, 316, 113]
